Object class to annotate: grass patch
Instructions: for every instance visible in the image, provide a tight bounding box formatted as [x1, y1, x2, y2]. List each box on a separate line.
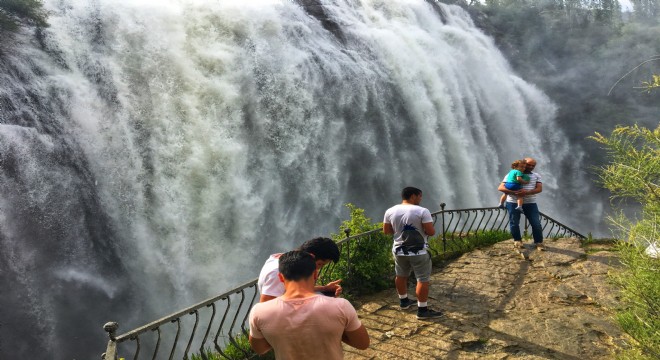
[611, 239, 660, 360]
[189, 333, 274, 360]
[428, 229, 512, 261]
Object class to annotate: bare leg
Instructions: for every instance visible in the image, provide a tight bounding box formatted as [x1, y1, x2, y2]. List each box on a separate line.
[416, 281, 429, 302]
[395, 276, 409, 296]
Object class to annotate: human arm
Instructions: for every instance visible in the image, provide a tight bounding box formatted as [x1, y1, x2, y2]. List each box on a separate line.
[258, 263, 284, 302]
[383, 222, 394, 235]
[516, 175, 529, 184]
[421, 209, 435, 236]
[259, 294, 276, 302]
[248, 306, 273, 355]
[498, 182, 522, 195]
[340, 299, 370, 349]
[342, 324, 370, 350]
[249, 336, 272, 355]
[519, 181, 542, 196]
[422, 222, 435, 236]
[314, 279, 343, 297]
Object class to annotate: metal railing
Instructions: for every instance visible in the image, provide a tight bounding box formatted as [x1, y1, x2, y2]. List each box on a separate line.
[102, 203, 585, 359]
[434, 203, 586, 254]
[102, 280, 259, 360]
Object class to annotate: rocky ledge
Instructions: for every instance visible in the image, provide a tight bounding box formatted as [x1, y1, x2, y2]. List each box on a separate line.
[344, 237, 626, 360]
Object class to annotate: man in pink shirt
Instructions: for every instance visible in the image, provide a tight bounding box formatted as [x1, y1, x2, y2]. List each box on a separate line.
[249, 250, 370, 359]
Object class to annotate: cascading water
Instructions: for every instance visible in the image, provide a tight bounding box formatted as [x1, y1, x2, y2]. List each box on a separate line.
[0, 0, 598, 358]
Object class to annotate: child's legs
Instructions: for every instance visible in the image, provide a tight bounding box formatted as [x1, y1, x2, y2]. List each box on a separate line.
[504, 182, 523, 207]
[499, 193, 507, 204]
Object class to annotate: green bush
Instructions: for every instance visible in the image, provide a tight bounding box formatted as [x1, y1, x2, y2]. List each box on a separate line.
[189, 333, 274, 360]
[607, 214, 660, 360]
[322, 204, 393, 297]
[591, 125, 660, 359]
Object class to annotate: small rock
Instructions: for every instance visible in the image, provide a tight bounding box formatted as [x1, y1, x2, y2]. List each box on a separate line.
[360, 301, 385, 313]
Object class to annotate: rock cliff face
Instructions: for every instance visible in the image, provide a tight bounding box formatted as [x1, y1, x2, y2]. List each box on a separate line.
[346, 237, 626, 359]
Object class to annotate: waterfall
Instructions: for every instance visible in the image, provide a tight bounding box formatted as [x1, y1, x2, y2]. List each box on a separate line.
[0, 0, 596, 358]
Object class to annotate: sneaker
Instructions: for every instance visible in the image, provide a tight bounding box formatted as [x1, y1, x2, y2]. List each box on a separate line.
[416, 307, 443, 319]
[515, 206, 523, 212]
[498, 204, 505, 209]
[513, 241, 524, 249]
[399, 297, 417, 310]
[536, 243, 546, 251]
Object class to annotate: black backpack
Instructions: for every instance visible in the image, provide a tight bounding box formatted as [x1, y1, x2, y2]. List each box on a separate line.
[396, 224, 425, 255]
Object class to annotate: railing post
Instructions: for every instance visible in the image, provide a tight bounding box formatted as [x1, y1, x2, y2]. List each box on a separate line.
[440, 203, 446, 253]
[344, 228, 351, 276]
[102, 322, 119, 360]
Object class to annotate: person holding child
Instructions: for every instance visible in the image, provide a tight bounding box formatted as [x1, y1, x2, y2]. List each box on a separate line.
[498, 157, 545, 251]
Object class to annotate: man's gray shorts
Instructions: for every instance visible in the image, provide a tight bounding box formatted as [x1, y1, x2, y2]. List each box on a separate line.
[394, 253, 432, 282]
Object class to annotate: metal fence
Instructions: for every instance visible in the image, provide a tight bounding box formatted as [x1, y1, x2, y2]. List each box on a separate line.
[102, 204, 585, 360]
[434, 204, 586, 254]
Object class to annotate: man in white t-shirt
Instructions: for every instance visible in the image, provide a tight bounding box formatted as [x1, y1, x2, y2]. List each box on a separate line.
[257, 237, 342, 302]
[498, 157, 545, 250]
[383, 187, 443, 320]
[249, 250, 370, 359]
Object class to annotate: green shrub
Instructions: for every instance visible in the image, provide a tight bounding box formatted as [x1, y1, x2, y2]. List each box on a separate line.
[608, 215, 660, 360]
[189, 333, 274, 360]
[591, 125, 660, 359]
[322, 204, 393, 297]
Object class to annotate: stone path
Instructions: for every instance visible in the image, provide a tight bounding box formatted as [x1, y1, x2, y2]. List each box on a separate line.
[343, 238, 627, 359]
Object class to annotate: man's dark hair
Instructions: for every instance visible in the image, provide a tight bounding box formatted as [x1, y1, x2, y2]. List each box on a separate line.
[278, 250, 316, 281]
[401, 187, 422, 200]
[299, 237, 340, 262]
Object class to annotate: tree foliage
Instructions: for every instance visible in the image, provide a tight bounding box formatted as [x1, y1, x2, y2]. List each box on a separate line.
[590, 125, 660, 209]
[590, 125, 660, 359]
[638, 74, 660, 92]
[631, 0, 660, 20]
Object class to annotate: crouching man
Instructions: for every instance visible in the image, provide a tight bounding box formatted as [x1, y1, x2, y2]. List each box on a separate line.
[249, 250, 370, 359]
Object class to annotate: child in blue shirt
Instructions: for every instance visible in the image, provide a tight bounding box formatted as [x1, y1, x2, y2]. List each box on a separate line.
[498, 160, 530, 212]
